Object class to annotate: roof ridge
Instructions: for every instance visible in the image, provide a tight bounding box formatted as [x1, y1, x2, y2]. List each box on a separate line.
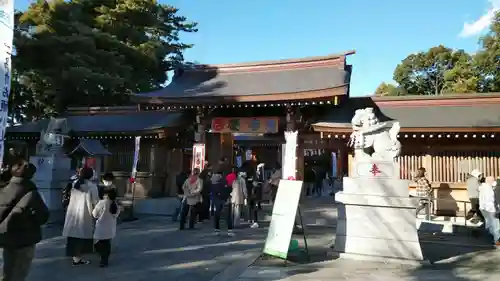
[183, 50, 356, 71]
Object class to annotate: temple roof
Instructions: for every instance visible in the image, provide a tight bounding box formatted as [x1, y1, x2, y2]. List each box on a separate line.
[134, 51, 355, 104]
[313, 95, 500, 132]
[69, 139, 111, 156]
[7, 111, 183, 134]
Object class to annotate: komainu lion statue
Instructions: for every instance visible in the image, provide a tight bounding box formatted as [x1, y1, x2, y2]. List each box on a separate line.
[347, 108, 401, 161]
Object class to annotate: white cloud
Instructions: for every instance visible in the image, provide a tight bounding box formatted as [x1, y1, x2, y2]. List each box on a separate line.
[459, 0, 500, 37]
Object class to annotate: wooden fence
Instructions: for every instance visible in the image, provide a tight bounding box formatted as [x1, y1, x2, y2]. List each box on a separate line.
[399, 151, 500, 183]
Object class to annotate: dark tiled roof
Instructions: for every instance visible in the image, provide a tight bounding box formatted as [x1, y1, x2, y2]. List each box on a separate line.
[7, 111, 183, 134]
[136, 66, 350, 99]
[315, 97, 500, 128]
[69, 140, 111, 156]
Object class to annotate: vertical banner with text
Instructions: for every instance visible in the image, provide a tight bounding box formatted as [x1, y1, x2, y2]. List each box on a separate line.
[191, 143, 205, 172]
[131, 136, 141, 181]
[0, 0, 14, 168]
[282, 131, 298, 180]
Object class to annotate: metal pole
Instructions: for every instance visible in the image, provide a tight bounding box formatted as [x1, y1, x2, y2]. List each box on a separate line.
[425, 196, 431, 221]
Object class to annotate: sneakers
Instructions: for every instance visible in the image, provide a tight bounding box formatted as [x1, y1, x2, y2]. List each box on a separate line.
[214, 229, 221, 236]
[227, 230, 235, 237]
[72, 259, 91, 266]
[250, 222, 259, 228]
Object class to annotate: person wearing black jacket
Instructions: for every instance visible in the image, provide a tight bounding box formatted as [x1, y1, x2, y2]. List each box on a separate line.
[0, 160, 49, 281]
[198, 165, 212, 222]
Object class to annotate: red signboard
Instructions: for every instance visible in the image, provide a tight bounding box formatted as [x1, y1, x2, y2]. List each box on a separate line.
[211, 117, 279, 133]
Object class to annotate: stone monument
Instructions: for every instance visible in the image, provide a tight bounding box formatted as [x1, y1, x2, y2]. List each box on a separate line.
[30, 118, 72, 219]
[333, 108, 423, 261]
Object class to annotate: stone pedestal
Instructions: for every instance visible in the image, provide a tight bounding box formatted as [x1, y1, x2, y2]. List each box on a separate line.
[334, 160, 423, 261]
[30, 155, 71, 212]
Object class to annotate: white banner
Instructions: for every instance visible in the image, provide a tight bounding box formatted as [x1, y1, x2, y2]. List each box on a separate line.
[282, 131, 297, 180]
[0, 0, 14, 168]
[191, 143, 205, 172]
[131, 136, 141, 179]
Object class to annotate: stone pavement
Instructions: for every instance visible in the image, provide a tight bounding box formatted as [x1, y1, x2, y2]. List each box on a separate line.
[237, 249, 500, 281]
[2, 217, 268, 281]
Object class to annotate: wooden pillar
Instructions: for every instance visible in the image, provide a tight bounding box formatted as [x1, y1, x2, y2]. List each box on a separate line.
[220, 133, 234, 165]
[195, 108, 206, 143]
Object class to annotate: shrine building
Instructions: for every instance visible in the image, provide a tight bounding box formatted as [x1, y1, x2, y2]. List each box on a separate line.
[5, 50, 500, 217]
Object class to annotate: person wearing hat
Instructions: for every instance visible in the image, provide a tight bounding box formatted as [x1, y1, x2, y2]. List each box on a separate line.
[466, 169, 485, 224]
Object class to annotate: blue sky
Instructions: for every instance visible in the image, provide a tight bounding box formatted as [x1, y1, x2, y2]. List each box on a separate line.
[16, 0, 500, 96]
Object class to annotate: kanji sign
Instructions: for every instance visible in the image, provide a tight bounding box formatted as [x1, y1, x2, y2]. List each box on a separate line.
[211, 117, 279, 133]
[0, 0, 13, 168]
[369, 164, 381, 176]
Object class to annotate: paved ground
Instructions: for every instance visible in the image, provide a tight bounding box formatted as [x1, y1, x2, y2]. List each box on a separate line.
[1, 217, 268, 281]
[4, 194, 499, 281]
[238, 249, 500, 281]
[236, 195, 500, 281]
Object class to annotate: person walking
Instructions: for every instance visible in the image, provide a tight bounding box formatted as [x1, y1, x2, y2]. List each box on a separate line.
[62, 167, 100, 265]
[0, 160, 49, 281]
[304, 163, 316, 197]
[466, 169, 485, 225]
[478, 176, 500, 246]
[231, 171, 247, 228]
[268, 163, 282, 203]
[92, 188, 120, 267]
[179, 168, 203, 230]
[198, 165, 212, 222]
[413, 167, 432, 218]
[211, 169, 234, 235]
[172, 169, 189, 222]
[98, 172, 116, 200]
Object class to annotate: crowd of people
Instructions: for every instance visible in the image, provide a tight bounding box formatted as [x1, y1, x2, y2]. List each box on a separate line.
[413, 167, 500, 246]
[0, 159, 121, 281]
[174, 156, 281, 236]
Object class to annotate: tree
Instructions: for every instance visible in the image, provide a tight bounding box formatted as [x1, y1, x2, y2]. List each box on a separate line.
[11, 0, 196, 121]
[474, 11, 500, 92]
[442, 50, 479, 94]
[392, 45, 477, 95]
[374, 82, 404, 96]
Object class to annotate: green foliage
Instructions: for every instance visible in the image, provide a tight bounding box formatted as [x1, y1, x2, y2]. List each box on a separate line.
[375, 11, 499, 96]
[10, 0, 196, 121]
[374, 82, 405, 96]
[475, 11, 500, 92]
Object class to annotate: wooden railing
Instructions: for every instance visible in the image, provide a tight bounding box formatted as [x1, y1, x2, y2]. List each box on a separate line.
[399, 151, 500, 183]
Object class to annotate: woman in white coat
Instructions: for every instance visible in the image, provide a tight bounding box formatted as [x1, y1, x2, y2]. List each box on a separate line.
[62, 167, 100, 265]
[231, 172, 247, 227]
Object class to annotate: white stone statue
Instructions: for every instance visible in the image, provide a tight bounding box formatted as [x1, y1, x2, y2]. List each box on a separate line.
[347, 107, 401, 161]
[36, 118, 69, 156]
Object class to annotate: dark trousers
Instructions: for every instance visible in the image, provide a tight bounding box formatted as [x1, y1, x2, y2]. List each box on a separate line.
[199, 195, 210, 221]
[247, 199, 259, 222]
[213, 199, 233, 230]
[94, 240, 111, 264]
[2, 245, 35, 281]
[315, 180, 323, 196]
[180, 201, 198, 229]
[466, 198, 484, 221]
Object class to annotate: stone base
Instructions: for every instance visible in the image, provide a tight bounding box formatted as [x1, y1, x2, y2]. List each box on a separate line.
[334, 198, 423, 261]
[334, 172, 423, 261]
